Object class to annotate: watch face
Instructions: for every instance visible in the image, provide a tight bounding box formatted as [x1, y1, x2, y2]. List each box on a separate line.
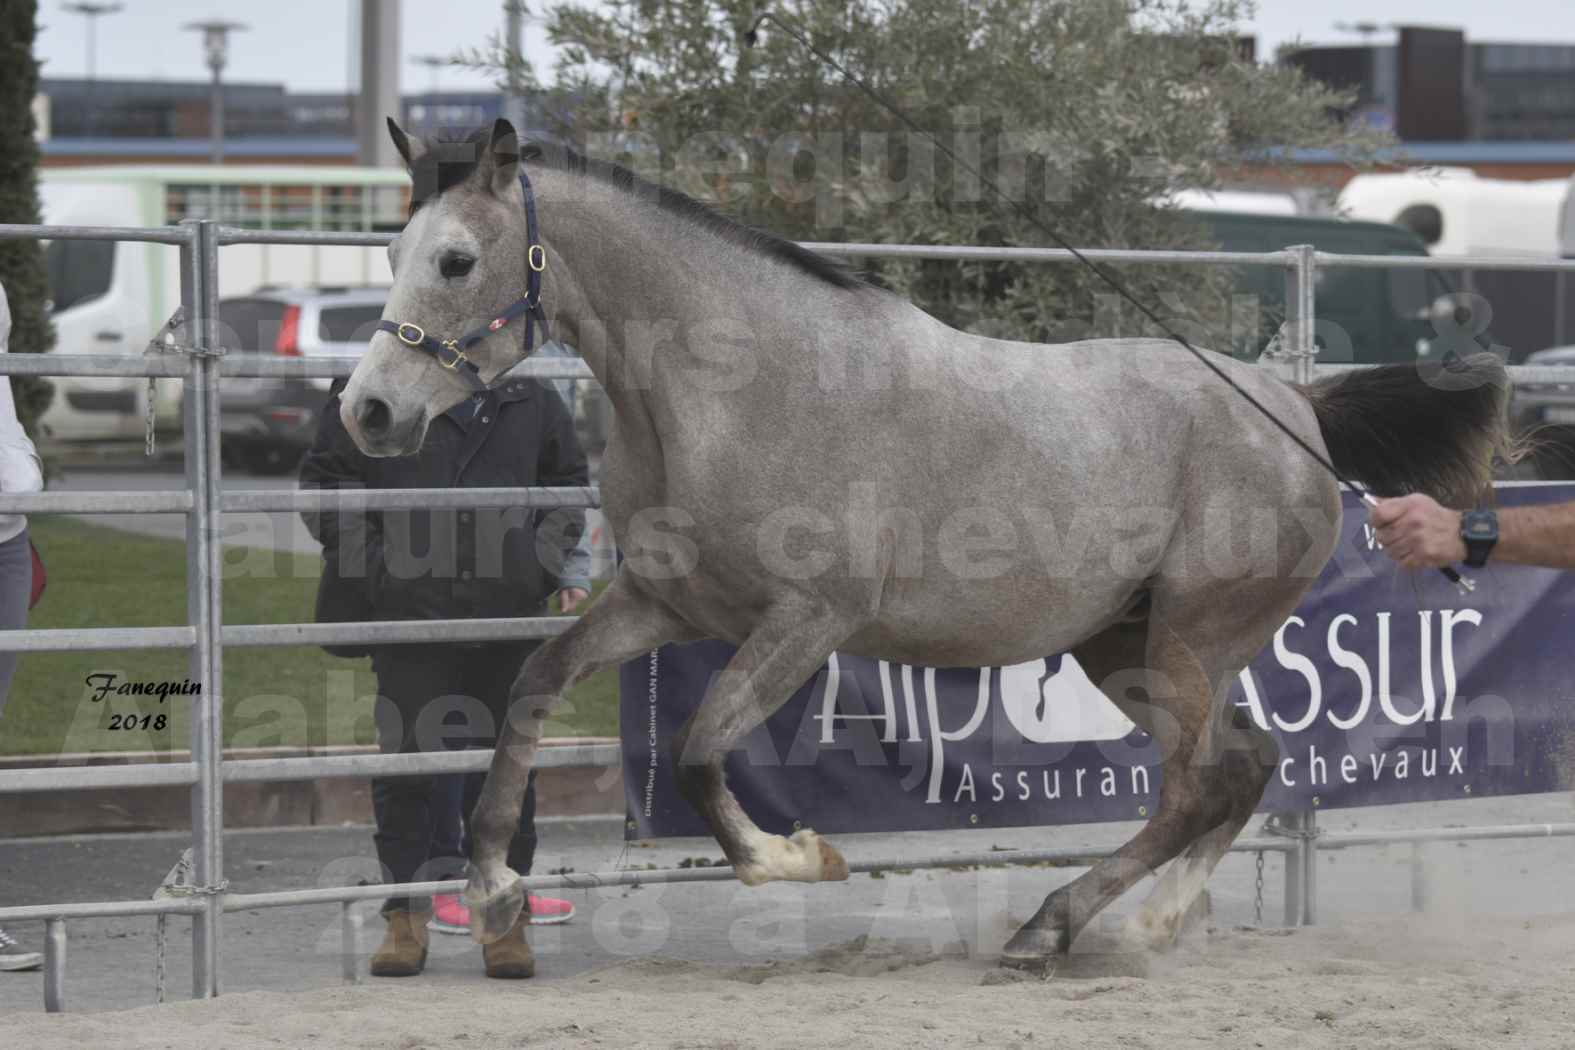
[1462, 510, 1498, 541]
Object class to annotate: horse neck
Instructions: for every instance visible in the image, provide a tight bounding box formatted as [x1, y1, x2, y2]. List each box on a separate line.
[532, 171, 802, 424]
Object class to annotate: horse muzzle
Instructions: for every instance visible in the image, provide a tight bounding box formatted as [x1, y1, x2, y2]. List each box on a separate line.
[340, 392, 427, 457]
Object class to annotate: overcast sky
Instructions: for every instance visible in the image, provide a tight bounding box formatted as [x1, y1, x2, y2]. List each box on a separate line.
[32, 1, 1575, 94]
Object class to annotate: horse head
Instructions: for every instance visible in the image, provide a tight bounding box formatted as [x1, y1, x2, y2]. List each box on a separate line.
[340, 118, 538, 456]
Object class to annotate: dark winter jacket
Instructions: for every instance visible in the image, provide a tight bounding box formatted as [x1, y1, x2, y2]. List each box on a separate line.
[299, 376, 591, 625]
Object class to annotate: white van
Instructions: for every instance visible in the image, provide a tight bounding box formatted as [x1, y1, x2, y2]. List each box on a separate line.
[1338, 169, 1569, 257]
[1340, 169, 1575, 357]
[38, 166, 408, 442]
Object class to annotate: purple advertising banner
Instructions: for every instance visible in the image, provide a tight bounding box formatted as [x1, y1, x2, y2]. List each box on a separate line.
[620, 485, 1575, 839]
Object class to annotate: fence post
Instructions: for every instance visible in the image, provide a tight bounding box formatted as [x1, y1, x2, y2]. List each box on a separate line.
[1280, 811, 1304, 927]
[1284, 243, 1318, 384]
[42, 918, 65, 1013]
[340, 902, 360, 984]
[1409, 841, 1429, 912]
[1301, 807, 1318, 926]
[181, 219, 226, 998]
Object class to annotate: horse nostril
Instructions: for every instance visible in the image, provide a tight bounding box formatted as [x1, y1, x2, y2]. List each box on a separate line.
[357, 397, 392, 438]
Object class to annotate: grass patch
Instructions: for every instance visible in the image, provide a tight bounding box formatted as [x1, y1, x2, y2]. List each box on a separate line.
[0, 517, 619, 757]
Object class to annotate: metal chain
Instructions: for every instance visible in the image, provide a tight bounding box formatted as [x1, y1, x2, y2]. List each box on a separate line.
[1254, 850, 1265, 926]
[157, 879, 230, 898]
[142, 306, 226, 457]
[154, 914, 166, 1004]
[153, 849, 230, 898]
[143, 307, 185, 458]
[152, 847, 190, 1005]
[144, 377, 158, 457]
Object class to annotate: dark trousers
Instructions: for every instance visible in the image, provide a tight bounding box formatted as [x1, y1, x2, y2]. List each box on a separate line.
[371, 641, 538, 913]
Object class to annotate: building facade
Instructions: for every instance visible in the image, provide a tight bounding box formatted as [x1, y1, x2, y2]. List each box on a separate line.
[1283, 30, 1575, 143]
[38, 78, 542, 167]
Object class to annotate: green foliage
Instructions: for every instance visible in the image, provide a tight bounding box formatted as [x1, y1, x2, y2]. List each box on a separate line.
[502, 0, 1387, 347]
[0, 0, 53, 431]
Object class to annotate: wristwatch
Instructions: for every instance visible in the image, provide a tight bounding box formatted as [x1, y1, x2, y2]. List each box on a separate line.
[1459, 509, 1499, 568]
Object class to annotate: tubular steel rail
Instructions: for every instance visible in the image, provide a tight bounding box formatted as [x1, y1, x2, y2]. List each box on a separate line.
[4, 221, 1575, 1013]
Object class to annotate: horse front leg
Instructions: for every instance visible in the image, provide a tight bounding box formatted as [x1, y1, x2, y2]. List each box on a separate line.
[672, 605, 857, 886]
[466, 577, 695, 943]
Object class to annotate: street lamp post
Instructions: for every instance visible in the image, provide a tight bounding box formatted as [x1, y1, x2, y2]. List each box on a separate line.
[62, 1, 123, 81]
[410, 54, 445, 133]
[1332, 21, 1396, 44]
[62, 2, 123, 137]
[184, 20, 246, 166]
[503, 0, 526, 131]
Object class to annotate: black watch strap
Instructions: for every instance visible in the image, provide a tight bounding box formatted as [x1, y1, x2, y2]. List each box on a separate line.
[1460, 509, 1499, 569]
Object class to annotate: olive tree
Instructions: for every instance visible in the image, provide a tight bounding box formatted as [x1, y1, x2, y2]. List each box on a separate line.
[475, 0, 1381, 347]
[0, 0, 54, 432]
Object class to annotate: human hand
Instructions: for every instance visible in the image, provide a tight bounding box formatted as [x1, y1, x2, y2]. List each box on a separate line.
[558, 586, 590, 614]
[1368, 494, 1466, 570]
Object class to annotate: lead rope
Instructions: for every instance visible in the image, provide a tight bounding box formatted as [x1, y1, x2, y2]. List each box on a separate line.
[744, 10, 1473, 595]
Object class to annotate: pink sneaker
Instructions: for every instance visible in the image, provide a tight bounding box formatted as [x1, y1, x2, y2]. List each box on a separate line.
[527, 894, 575, 926]
[429, 893, 470, 936]
[428, 892, 576, 934]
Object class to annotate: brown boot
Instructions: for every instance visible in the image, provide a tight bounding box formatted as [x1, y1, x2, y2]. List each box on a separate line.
[483, 911, 536, 980]
[370, 909, 430, 978]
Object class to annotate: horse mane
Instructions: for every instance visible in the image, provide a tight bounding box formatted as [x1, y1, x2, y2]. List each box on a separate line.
[409, 127, 865, 292]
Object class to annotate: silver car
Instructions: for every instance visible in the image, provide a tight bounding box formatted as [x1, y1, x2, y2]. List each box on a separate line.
[216, 287, 386, 474]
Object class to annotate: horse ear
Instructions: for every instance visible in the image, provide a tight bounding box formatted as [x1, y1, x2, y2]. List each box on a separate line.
[387, 117, 426, 171]
[488, 117, 521, 197]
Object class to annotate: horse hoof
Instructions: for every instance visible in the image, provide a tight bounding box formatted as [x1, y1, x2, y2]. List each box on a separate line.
[999, 924, 1068, 969]
[1121, 914, 1176, 954]
[813, 832, 850, 882]
[465, 869, 526, 945]
[734, 829, 849, 885]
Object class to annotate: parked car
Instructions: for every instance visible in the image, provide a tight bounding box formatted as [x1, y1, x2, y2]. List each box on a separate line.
[1511, 344, 1575, 479]
[217, 287, 386, 474]
[1193, 209, 1450, 365]
[39, 165, 406, 443]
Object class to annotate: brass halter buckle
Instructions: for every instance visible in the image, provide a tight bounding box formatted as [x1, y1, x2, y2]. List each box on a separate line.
[437, 339, 469, 371]
[395, 322, 426, 347]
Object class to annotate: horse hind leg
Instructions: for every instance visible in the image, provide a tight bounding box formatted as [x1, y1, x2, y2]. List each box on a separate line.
[1124, 707, 1277, 951]
[1001, 617, 1237, 966]
[672, 608, 856, 887]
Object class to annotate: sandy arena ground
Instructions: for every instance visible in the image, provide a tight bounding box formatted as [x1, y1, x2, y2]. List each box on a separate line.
[9, 917, 1575, 1049]
[5, 795, 1574, 1048]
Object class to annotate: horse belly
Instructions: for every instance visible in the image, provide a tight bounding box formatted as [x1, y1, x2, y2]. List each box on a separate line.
[843, 575, 1140, 669]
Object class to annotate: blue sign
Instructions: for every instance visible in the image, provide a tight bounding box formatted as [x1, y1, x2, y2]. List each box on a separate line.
[621, 486, 1575, 838]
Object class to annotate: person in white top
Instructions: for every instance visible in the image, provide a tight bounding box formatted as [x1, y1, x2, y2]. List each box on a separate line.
[0, 281, 44, 974]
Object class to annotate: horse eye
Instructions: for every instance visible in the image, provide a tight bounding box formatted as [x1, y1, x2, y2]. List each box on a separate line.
[440, 252, 476, 279]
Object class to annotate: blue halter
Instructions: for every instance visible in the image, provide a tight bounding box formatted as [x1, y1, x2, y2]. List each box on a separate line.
[377, 171, 549, 394]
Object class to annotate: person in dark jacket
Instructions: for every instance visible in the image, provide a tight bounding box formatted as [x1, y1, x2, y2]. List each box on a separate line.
[300, 370, 590, 980]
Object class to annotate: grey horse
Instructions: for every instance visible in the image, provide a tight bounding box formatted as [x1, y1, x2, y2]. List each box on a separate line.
[339, 119, 1509, 965]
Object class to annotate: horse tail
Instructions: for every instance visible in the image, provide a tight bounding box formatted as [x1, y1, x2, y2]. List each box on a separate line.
[1298, 352, 1518, 507]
